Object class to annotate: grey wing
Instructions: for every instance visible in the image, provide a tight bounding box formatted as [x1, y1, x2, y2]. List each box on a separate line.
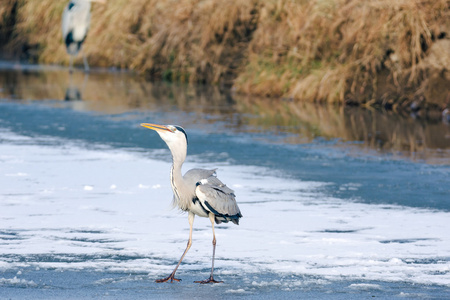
[183, 168, 217, 188]
[199, 175, 234, 195]
[195, 176, 242, 225]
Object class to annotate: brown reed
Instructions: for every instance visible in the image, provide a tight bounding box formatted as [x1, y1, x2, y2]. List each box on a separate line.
[1, 0, 449, 108]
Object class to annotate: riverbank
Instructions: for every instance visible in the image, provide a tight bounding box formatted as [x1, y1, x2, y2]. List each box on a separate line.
[1, 0, 449, 112]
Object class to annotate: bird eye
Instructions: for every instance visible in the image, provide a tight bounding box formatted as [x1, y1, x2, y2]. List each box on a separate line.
[167, 125, 176, 132]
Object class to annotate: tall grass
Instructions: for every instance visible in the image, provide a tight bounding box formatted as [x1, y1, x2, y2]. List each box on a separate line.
[236, 0, 449, 107]
[1, 0, 449, 108]
[0, 0, 18, 49]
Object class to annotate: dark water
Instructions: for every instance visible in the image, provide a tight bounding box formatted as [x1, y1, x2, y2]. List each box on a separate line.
[0, 62, 449, 299]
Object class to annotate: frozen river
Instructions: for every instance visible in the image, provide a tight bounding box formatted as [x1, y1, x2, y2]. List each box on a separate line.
[0, 63, 449, 299]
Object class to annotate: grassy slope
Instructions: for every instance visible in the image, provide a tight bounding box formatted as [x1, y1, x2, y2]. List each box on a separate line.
[1, 0, 449, 109]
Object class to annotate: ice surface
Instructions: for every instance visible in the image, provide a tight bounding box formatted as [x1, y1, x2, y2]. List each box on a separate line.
[1, 129, 449, 290]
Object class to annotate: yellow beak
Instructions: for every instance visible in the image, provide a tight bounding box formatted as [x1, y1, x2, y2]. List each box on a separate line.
[140, 123, 172, 132]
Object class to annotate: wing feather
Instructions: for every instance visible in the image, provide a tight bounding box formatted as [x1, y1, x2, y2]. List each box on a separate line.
[195, 176, 242, 225]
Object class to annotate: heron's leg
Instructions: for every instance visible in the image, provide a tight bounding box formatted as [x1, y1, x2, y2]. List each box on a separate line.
[195, 213, 223, 284]
[82, 53, 90, 73]
[69, 56, 74, 74]
[156, 212, 195, 283]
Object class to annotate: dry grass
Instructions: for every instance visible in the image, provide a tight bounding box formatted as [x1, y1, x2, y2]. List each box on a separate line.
[236, 0, 450, 106]
[1, 0, 449, 107]
[0, 0, 18, 47]
[5, 0, 258, 84]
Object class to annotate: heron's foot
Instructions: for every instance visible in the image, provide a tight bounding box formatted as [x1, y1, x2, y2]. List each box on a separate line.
[194, 276, 223, 284]
[155, 274, 181, 283]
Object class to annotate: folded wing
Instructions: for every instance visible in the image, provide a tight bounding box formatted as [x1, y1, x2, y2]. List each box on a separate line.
[195, 176, 242, 225]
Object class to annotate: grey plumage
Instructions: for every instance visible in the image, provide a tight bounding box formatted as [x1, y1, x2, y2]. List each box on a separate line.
[195, 176, 240, 224]
[141, 123, 242, 284]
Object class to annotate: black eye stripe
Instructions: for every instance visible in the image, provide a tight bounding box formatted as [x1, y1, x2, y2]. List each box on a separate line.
[174, 125, 188, 145]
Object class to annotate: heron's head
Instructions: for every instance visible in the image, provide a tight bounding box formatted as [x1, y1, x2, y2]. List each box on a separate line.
[141, 123, 188, 150]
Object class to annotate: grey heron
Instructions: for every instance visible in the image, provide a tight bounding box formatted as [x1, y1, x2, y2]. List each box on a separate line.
[141, 123, 242, 284]
[61, 0, 105, 72]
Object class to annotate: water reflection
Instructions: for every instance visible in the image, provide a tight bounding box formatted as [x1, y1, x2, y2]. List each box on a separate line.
[235, 97, 450, 162]
[0, 62, 448, 164]
[64, 73, 87, 101]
